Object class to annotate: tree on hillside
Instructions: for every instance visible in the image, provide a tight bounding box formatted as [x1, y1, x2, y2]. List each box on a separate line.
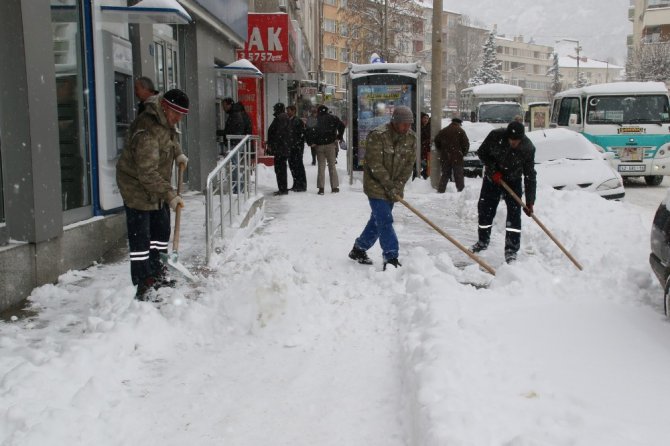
[337, 0, 423, 63]
[546, 52, 562, 96]
[626, 42, 670, 82]
[469, 30, 503, 86]
[446, 15, 486, 99]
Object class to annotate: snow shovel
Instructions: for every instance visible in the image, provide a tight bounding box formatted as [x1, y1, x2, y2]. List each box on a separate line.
[396, 197, 496, 276]
[163, 164, 197, 282]
[498, 179, 583, 271]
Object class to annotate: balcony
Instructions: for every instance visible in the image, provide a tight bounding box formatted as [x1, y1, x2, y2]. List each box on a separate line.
[644, 5, 670, 26]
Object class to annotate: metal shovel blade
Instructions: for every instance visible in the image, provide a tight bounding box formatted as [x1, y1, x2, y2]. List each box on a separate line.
[161, 251, 197, 282]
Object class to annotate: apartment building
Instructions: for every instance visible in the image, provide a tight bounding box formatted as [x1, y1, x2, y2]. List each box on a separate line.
[629, 0, 670, 48]
[495, 35, 554, 104]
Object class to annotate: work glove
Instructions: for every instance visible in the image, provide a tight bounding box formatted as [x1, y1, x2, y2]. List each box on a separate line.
[176, 154, 189, 168]
[524, 203, 534, 217]
[169, 195, 185, 211]
[386, 187, 400, 201]
[491, 171, 503, 185]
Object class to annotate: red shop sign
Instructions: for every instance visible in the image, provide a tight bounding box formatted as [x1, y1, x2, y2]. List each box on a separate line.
[237, 13, 295, 73]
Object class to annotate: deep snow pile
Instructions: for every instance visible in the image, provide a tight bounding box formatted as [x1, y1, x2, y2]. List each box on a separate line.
[1, 158, 669, 446]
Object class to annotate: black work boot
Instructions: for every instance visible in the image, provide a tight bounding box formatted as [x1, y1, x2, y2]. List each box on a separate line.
[135, 277, 159, 301]
[383, 258, 402, 271]
[154, 264, 176, 288]
[504, 250, 517, 264]
[349, 246, 373, 265]
[470, 241, 489, 253]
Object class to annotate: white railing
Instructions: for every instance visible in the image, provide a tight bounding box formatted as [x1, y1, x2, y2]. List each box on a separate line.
[205, 135, 259, 262]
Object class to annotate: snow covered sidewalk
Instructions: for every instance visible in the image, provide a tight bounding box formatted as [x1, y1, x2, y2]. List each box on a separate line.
[2, 160, 670, 445]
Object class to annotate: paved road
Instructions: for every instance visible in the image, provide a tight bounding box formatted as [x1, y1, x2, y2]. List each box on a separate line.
[622, 175, 670, 222]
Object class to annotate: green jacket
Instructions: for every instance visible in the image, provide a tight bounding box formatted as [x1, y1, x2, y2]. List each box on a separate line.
[116, 96, 183, 211]
[363, 123, 416, 201]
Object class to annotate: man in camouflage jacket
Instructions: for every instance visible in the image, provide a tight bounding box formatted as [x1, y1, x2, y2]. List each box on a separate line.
[116, 89, 190, 299]
[349, 105, 417, 270]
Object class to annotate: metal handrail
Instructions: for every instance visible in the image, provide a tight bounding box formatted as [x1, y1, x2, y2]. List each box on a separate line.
[205, 135, 259, 262]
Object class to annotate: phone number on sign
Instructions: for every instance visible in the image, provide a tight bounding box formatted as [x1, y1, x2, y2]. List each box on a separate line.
[245, 52, 283, 62]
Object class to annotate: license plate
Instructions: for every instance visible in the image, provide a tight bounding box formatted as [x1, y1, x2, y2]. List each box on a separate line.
[618, 165, 646, 172]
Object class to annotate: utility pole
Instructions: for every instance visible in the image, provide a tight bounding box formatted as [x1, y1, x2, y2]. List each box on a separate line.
[382, 0, 388, 61]
[430, 0, 443, 188]
[575, 42, 582, 84]
[317, 0, 323, 103]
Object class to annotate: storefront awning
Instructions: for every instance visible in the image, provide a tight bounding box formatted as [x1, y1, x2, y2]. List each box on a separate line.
[216, 59, 263, 78]
[100, 0, 192, 25]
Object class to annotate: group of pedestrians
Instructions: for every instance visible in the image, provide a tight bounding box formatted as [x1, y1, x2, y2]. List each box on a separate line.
[117, 76, 536, 298]
[348, 107, 537, 269]
[267, 103, 345, 196]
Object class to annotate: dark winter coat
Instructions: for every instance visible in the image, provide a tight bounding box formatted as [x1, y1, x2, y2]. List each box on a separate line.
[420, 120, 431, 160]
[306, 111, 345, 146]
[433, 122, 470, 166]
[116, 96, 183, 211]
[223, 102, 252, 139]
[288, 115, 306, 153]
[363, 123, 417, 201]
[267, 112, 292, 157]
[477, 128, 537, 204]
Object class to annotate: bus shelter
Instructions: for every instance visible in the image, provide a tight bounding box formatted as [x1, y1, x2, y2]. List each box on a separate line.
[343, 62, 426, 183]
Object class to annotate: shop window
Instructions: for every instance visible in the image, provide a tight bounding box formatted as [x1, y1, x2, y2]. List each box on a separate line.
[51, 0, 92, 213]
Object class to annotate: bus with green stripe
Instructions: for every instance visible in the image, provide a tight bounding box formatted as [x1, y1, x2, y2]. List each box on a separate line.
[550, 82, 670, 186]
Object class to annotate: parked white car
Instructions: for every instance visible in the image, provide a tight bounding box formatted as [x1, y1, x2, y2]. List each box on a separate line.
[460, 121, 495, 177]
[528, 128, 625, 200]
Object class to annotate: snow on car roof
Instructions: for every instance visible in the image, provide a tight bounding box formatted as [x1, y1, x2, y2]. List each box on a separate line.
[528, 128, 600, 162]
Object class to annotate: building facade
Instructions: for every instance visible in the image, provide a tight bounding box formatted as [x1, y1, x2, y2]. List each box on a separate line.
[0, 0, 249, 310]
[495, 35, 554, 104]
[630, 0, 670, 48]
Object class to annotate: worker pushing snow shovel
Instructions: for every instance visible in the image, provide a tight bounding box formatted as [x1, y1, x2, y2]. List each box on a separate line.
[116, 88, 194, 301]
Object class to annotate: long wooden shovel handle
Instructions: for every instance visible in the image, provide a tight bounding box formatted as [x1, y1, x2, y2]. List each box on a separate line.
[397, 197, 496, 276]
[498, 180, 583, 271]
[172, 164, 185, 253]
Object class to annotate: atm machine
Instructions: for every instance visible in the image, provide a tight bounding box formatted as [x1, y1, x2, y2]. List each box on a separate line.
[98, 30, 134, 211]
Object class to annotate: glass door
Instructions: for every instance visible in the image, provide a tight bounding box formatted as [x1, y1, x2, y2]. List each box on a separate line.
[50, 0, 92, 220]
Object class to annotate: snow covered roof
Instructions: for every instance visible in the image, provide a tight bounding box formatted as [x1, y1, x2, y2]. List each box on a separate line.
[558, 56, 622, 70]
[344, 62, 427, 79]
[464, 83, 523, 95]
[559, 81, 669, 96]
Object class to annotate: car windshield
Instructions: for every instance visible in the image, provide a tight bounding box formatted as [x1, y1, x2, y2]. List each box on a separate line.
[586, 94, 670, 124]
[478, 103, 523, 123]
[528, 129, 600, 163]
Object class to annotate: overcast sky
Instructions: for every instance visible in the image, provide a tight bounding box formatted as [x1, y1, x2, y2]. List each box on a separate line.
[429, 0, 631, 64]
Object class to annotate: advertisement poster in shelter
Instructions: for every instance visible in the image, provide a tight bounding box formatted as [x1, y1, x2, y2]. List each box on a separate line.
[356, 84, 413, 166]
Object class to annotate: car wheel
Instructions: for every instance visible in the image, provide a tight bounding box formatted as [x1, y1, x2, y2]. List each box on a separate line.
[645, 175, 663, 186]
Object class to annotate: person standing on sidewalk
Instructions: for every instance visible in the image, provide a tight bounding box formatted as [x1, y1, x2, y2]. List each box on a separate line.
[267, 102, 292, 195]
[116, 89, 190, 300]
[134, 76, 159, 117]
[286, 105, 307, 192]
[470, 121, 537, 263]
[310, 105, 345, 195]
[305, 106, 318, 165]
[220, 97, 252, 153]
[434, 117, 470, 193]
[419, 112, 431, 179]
[348, 105, 417, 270]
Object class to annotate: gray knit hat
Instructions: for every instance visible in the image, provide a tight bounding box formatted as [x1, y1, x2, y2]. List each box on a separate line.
[391, 105, 414, 124]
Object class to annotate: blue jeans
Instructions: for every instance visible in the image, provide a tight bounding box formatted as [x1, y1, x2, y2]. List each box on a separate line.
[354, 198, 398, 261]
